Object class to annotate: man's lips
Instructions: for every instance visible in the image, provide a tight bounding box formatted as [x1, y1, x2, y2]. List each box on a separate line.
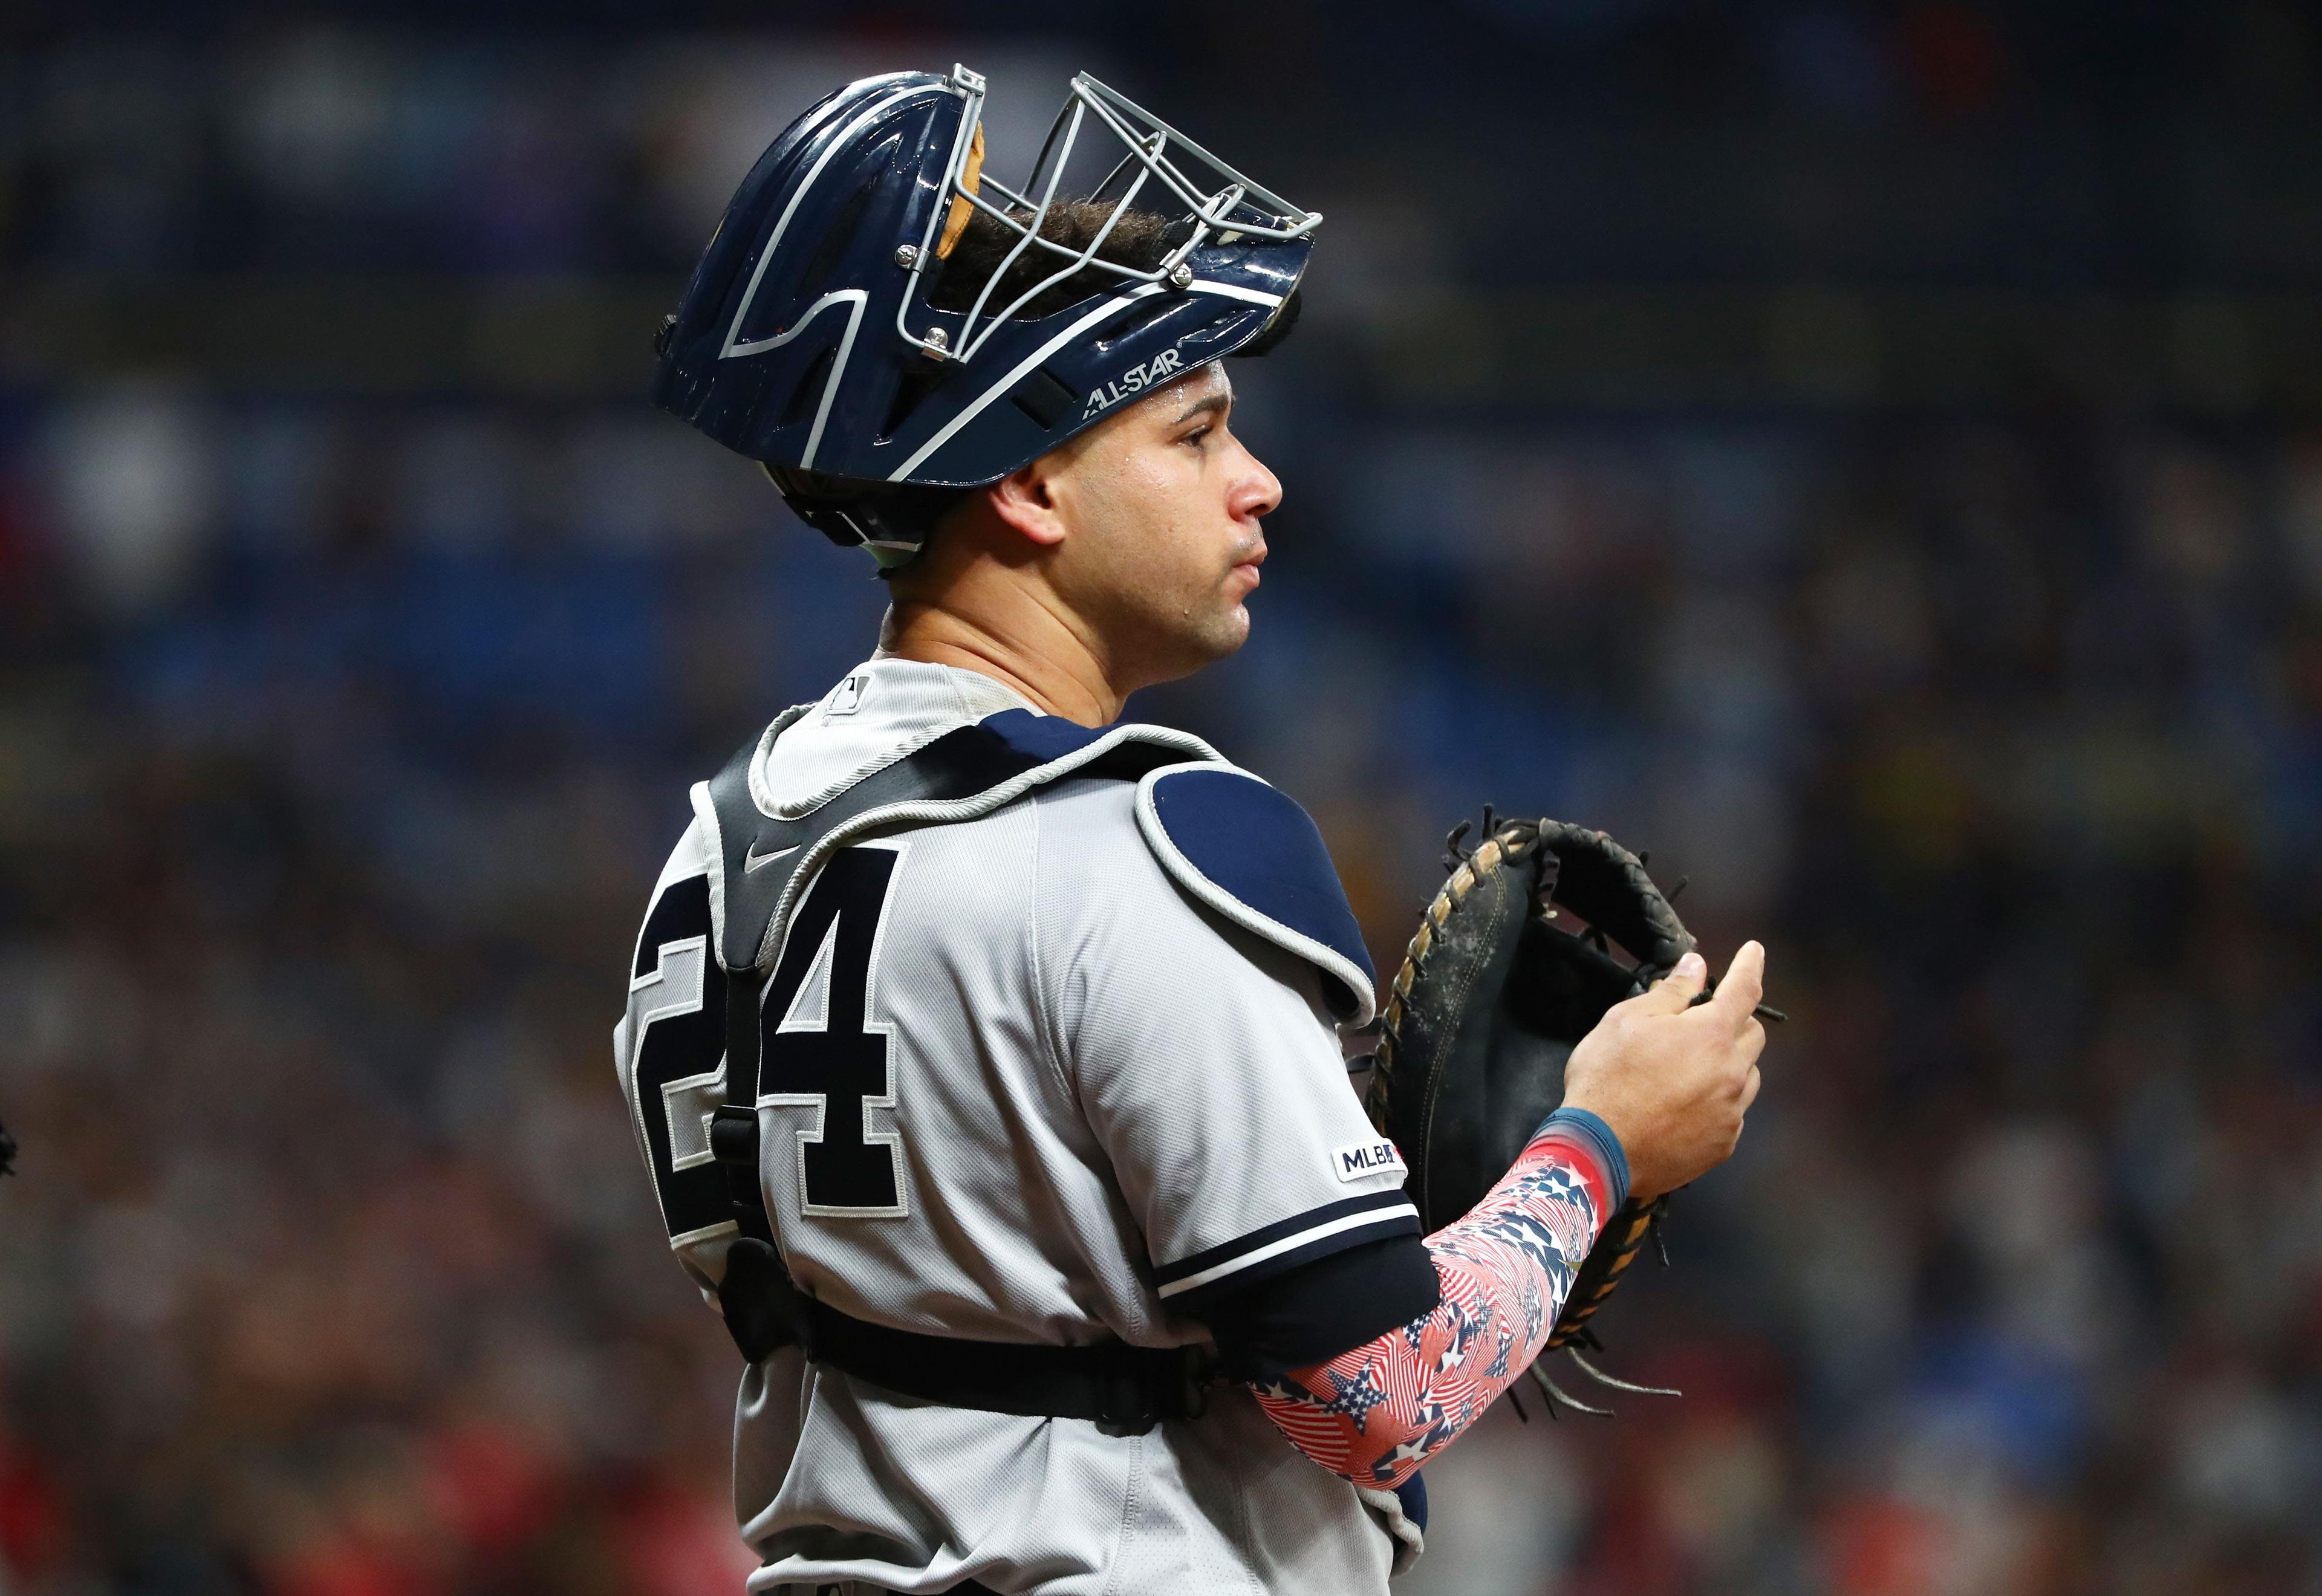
[1231, 543, 1267, 589]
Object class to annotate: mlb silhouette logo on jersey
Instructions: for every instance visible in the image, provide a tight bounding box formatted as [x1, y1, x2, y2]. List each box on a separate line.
[1333, 1138, 1407, 1182]
[824, 673, 870, 717]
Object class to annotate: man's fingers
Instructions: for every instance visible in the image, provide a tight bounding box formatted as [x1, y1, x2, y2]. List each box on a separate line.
[1707, 941, 1767, 1028]
[1634, 949, 1709, 1014]
[1737, 1060, 1763, 1114]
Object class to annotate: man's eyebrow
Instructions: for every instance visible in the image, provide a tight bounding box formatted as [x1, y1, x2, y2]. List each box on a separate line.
[1174, 390, 1232, 426]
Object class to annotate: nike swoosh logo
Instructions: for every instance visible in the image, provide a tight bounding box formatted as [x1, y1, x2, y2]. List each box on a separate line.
[744, 843, 798, 873]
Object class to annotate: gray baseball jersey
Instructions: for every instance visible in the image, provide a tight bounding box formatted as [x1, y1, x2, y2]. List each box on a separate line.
[616, 657, 1423, 1594]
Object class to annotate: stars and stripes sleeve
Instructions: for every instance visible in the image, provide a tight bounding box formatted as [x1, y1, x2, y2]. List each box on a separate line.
[1248, 1109, 1628, 1490]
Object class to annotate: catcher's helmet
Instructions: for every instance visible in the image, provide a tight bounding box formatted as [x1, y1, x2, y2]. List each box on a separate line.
[649, 65, 1318, 565]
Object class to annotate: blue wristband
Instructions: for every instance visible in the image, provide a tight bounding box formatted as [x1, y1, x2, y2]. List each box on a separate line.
[1535, 1106, 1631, 1213]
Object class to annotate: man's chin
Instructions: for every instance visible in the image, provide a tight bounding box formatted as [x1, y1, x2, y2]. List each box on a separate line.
[1144, 610, 1250, 686]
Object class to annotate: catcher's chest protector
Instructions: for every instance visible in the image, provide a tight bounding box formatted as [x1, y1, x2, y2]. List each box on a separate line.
[693, 705, 1379, 1238]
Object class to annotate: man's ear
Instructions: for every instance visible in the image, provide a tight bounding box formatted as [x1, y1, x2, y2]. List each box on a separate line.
[986, 459, 1069, 550]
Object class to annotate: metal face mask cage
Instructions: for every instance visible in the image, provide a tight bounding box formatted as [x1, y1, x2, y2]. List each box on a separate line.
[894, 66, 1321, 368]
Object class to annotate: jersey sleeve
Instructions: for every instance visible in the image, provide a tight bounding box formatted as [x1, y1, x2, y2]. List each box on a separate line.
[1032, 778, 1419, 1330]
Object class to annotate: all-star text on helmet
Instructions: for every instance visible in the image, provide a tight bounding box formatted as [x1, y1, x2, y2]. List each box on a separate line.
[649, 65, 1317, 567]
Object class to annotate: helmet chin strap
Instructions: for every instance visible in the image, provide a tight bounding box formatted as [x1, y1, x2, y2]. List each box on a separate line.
[863, 539, 925, 571]
[762, 461, 954, 571]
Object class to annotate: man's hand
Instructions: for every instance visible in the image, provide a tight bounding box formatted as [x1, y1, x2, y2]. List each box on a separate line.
[1560, 942, 1767, 1202]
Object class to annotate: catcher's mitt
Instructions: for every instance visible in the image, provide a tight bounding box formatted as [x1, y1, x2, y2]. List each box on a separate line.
[1365, 811, 1759, 1415]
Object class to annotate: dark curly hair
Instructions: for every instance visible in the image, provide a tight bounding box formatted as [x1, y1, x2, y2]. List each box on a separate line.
[928, 198, 1183, 320]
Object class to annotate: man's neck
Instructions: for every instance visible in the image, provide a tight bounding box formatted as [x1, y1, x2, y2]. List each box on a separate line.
[880, 603, 1125, 727]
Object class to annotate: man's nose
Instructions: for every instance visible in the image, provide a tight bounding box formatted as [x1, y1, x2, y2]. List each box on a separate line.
[1234, 448, 1284, 520]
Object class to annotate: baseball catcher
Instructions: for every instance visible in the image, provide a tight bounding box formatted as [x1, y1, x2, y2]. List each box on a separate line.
[617, 64, 1768, 1595]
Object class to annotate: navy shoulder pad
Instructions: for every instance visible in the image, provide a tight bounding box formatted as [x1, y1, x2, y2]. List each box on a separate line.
[1133, 764, 1376, 1025]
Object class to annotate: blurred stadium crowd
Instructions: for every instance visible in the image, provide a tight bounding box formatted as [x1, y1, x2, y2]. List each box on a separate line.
[5, 7, 2322, 1595]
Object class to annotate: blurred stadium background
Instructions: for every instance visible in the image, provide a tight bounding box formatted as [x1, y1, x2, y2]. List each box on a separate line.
[5, 3, 2322, 1593]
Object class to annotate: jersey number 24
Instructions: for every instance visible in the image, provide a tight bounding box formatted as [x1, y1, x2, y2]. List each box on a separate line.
[622, 845, 908, 1242]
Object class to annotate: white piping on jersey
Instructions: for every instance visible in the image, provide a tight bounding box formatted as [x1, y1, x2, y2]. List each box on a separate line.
[1131, 762, 1379, 1030]
[1153, 1200, 1419, 1299]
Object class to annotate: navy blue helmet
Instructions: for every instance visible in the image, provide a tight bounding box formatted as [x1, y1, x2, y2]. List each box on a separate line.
[649, 65, 1318, 565]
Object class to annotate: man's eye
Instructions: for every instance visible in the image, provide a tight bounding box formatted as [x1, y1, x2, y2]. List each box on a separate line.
[1182, 425, 1213, 446]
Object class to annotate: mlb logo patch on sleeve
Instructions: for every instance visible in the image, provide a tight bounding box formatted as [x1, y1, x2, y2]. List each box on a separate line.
[1333, 1137, 1407, 1182]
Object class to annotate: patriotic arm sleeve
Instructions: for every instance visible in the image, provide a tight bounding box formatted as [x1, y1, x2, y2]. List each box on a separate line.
[1248, 1108, 1628, 1488]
